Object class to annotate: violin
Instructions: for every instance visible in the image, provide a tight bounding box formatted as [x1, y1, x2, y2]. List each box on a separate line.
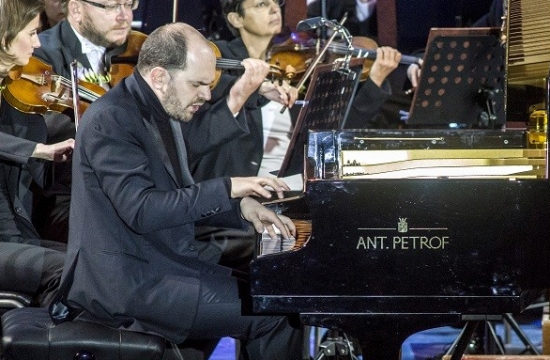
[2, 56, 106, 115]
[209, 41, 285, 89]
[108, 30, 147, 87]
[269, 35, 423, 83]
[325, 36, 422, 82]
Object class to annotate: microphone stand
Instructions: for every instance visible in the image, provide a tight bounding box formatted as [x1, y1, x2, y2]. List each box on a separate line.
[279, 17, 354, 114]
[320, 0, 327, 40]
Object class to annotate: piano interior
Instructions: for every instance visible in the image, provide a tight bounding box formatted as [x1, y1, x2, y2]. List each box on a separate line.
[250, 1, 550, 359]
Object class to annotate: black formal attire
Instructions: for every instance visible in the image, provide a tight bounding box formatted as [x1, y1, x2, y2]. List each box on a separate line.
[52, 71, 302, 358]
[0, 102, 65, 307]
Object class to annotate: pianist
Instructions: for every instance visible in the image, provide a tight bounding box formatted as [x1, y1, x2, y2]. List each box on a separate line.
[50, 22, 304, 360]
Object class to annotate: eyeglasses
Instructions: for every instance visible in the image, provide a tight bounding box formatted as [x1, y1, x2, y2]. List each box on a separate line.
[242, 0, 285, 11]
[79, 0, 139, 13]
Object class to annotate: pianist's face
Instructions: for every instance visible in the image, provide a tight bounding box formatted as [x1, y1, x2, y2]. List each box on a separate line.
[228, 0, 283, 39]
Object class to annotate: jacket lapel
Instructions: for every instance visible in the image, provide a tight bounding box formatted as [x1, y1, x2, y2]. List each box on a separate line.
[60, 22, 93, 72]
[169, 120, 194, 186]
[142, 115, 182, 187]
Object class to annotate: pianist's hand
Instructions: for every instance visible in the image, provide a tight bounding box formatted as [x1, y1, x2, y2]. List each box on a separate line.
[239, 197, 296, 240]
[230, 176, 290, 199]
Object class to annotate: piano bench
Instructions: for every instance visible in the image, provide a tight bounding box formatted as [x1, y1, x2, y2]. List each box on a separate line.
[1, 307, 166, 360]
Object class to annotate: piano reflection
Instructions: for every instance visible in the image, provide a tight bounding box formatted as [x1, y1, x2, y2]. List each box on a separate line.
[249, 2, 550, 358]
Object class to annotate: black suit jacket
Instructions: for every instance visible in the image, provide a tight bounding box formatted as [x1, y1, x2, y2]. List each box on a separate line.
[0, 116, 47, 242]
[57, 72, 247, 343]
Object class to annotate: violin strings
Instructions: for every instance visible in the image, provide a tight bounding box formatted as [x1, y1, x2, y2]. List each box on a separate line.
[52, 75, 101, 102]
[215, 58, 244, 69]
[215, 58, 279, 73]
[327, 44, 419, 65]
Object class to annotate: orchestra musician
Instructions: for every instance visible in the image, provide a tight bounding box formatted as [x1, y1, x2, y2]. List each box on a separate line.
[0, 0, 74, 307]
[50, 22, 304, 360]
[13, 0, 138, 244]
[183, 0, 404, 277]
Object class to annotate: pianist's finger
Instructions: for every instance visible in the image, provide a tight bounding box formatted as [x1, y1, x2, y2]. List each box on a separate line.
[262, 215, 296, 241]
[230, 177, 290, 199]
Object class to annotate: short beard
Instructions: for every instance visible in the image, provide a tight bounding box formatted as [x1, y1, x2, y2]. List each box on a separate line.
[163, 83, 188, 122]
[79, 12, 127, 48]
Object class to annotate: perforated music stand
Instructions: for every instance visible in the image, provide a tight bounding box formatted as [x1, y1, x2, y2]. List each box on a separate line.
[277, 58, 364, 178]
[407, 28, 506, 128]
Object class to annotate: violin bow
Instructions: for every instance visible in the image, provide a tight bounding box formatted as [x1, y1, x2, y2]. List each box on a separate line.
[70, 60, 81, 131]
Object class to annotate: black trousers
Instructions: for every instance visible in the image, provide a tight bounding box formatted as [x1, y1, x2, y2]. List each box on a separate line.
[185, 271, 304, 360]
[0, 240, 65, 307]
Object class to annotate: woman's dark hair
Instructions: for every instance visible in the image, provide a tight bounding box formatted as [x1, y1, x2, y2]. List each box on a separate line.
[220, 0, 246, 37]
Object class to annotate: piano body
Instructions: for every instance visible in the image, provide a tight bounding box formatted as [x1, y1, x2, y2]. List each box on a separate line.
[249, 0, 550, 357]
[250, 129, 550, 359]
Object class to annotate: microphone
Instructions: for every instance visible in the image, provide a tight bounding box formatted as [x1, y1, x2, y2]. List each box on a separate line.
[296, 17, 338, 32]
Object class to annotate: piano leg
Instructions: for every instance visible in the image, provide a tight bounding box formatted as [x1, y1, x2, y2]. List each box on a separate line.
[301, 313, 463, 360]
[446, 321, 480, 360]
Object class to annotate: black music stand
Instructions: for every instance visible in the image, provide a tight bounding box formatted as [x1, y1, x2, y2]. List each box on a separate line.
[407, 27, 505, 128]
[277, 58, 363, 178]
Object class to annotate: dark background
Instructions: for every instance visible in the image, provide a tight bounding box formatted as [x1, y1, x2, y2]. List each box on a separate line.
[133, 0, 495, 53]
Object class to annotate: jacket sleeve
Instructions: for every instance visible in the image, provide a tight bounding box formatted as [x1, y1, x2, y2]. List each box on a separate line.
[183, 73, 251, 159]
[343, 77, 391, 129]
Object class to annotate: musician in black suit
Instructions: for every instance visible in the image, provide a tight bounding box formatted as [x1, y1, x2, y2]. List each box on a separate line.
[51, 22, 303, 359]
[0, 0, 74, 307]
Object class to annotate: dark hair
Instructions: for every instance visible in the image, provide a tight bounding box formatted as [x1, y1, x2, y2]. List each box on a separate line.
[220, 0, 246, 37]
[136, 23, 189, 74]
[0, 0, 44, 58]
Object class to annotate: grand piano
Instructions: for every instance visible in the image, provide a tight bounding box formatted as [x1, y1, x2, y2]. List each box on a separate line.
[249, 1, 550, 358]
